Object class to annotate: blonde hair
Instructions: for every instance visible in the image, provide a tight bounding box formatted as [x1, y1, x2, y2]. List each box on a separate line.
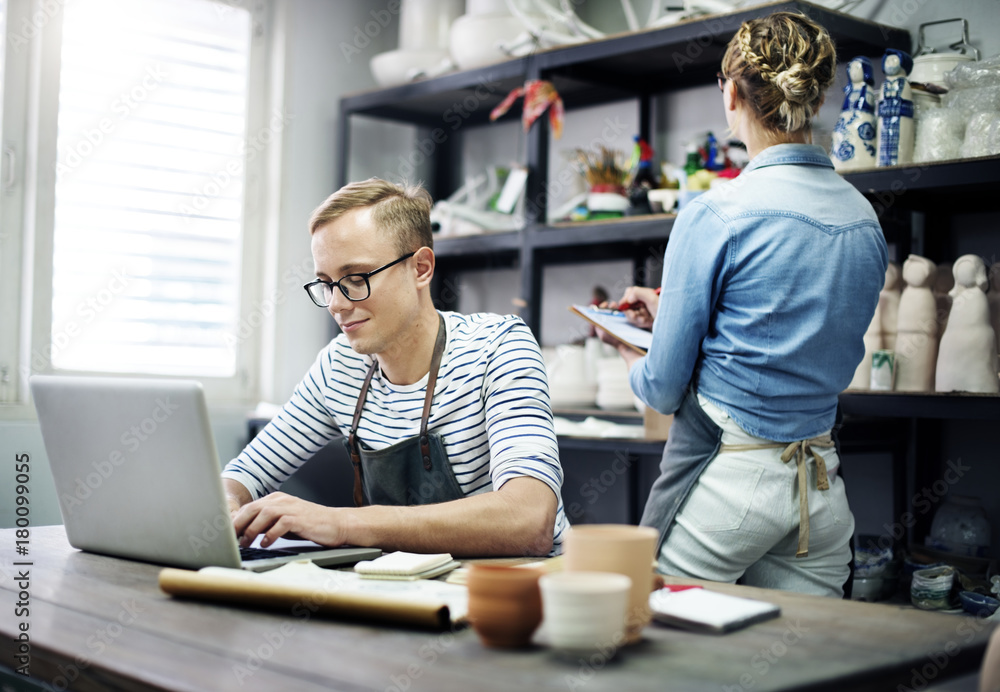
[722, 12, 836, 134]
[308, 178, 433, 253]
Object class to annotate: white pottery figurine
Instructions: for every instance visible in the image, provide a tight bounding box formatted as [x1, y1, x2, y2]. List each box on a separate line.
[831, 57, 877, 171]
[989, 261, 1000, 355]
[849, 293, 882, 390]
[880, 262, 901, 351]
[895, 255, 939, 392]
[876, 49, 915, 167]
[936, 255, 1000, 393]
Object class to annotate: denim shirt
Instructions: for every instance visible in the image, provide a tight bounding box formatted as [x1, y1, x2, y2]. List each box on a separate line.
[630, 144, 888, 442]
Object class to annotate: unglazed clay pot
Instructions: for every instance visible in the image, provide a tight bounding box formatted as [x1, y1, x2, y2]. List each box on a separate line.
[467, 564, 544, 648]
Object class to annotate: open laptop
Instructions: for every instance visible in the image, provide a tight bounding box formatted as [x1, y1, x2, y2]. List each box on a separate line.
[30, 374, 381, 572]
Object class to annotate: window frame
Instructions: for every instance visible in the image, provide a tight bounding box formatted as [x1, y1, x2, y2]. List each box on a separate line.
[0, 0, 273, 414]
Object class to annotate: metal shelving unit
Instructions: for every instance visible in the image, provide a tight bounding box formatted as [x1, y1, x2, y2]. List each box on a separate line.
[332, 1, 1000, 426]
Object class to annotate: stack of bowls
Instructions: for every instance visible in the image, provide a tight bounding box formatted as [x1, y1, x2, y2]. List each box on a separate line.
[547, 345, 596, 408]
[595, 358, 636, 410]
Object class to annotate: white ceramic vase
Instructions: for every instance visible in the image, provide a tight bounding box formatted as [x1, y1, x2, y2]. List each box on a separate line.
[936, 255, 1000, 393]
[876, 49, 915, 167]
[831, 57, 877, 172]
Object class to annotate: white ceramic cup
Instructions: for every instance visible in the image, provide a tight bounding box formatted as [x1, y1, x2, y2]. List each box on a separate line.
[539, 572, 631, 655]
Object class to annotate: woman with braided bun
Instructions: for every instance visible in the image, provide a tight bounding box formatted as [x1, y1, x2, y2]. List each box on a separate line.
[605, 12, 887, 597]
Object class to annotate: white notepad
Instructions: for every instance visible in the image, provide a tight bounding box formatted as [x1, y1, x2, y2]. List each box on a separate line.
[354, 551, 460, 581]
[649, 587, 781, 633]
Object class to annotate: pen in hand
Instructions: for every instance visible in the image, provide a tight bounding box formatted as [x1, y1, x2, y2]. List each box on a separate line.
[617, 287, 661, 311]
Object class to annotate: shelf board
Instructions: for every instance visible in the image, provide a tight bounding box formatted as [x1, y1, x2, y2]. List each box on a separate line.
[557, 436, 665, 455]
[839, 391, 1000, 420]
[339, 1, 908, 123]
[340, 58, 528, 126]
[535, 215, 674, 250]
[535, 0, 908, 95]
[841, 155, 1000, 202]
[433, 230, 521, 259]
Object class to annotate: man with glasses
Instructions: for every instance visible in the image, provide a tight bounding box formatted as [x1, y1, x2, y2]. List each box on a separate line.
[223, 178, 568, 557]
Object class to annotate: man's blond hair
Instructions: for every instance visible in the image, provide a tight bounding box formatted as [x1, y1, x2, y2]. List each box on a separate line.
[308, 178, 433, 253]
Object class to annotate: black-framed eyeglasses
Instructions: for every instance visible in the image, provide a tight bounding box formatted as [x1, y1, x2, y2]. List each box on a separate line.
[716, 71, 727, 92]
[303, 252, 415, 307]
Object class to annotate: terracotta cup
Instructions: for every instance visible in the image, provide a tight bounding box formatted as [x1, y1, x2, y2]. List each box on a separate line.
[564, 524, 659, 643]
[466, 564, 544, 648]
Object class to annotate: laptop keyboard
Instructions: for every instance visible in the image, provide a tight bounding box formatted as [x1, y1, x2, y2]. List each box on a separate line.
[239, 545, 328, 561]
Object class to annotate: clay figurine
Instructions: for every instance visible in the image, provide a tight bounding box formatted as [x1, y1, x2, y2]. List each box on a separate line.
[876, 49, 915, 167]
[848, 292, 882, 390]
[989, 261, 1000, 355]
[880, 262, 901, 351]
[895, 255, 938, 392]
[831, 57, 877, 171]
[936, 255, 999, 393]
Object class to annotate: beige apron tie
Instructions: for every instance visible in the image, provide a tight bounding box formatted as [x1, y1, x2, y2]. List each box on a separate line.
[719, 435, 834, 558]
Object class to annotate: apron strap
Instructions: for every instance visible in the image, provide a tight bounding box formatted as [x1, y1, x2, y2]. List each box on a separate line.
[349, 360, 379, 508]
[719, 435, 834, 559]
[420, 315, 447, 471]
[347, 314, 447, 508]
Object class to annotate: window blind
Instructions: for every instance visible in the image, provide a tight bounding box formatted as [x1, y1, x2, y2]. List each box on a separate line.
[51, 0, 251, 376]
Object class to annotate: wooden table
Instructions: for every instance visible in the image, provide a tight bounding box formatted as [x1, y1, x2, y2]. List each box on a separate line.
[1, 526, 994, 692]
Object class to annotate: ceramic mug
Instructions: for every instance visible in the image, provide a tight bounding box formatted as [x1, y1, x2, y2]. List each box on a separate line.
[539, 571, 631, 655]
[466, 564, 544, 648]
[563, 524, 659, 643]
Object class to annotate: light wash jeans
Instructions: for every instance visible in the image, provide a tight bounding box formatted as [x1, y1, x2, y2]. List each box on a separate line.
[657, 394, 855, 598]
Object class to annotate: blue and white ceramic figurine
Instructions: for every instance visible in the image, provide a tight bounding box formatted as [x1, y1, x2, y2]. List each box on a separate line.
[831, 56, 877, 171]
[876, 49, 915, 167]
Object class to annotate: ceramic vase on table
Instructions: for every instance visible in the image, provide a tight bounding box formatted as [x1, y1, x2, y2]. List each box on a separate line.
[895, 255, 938, 392]
[876, 49, 915, 167]
[831, 57, 877, 171]
[935, 254, 1000, 393]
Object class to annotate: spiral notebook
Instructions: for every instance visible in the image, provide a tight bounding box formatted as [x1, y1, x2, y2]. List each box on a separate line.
[354, 551, 461, 581]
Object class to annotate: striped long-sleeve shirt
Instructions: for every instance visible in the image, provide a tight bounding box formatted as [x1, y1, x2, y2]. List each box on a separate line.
[223, 311, 568, 554]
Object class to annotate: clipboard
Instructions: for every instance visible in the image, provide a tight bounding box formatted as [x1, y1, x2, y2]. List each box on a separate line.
[569, 304, 652, 354]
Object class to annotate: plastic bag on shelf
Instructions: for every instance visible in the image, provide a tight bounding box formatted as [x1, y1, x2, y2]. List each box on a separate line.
[944, 53, 1000, 91]
[914, 108, 966, 163]
[961, 111, 1000, 159]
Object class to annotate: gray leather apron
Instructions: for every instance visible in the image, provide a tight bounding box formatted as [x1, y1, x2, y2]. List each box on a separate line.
[343, 315, 466, 507]
[638, 388, 723, 554]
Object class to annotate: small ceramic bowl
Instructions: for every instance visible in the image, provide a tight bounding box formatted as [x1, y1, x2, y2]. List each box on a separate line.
[851, 576, 884, 602]
[959, 591, 1000, 618]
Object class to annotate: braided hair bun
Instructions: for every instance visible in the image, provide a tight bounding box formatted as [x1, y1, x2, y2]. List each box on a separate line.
[723, 12, 836, 134]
